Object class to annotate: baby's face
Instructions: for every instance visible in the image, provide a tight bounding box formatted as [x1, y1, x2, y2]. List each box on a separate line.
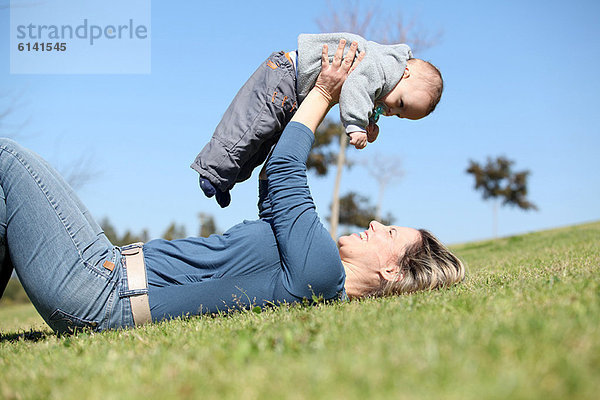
[380, 66, 431, 120]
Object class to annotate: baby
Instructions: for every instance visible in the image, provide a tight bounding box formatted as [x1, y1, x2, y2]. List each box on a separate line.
[347, 56, 444, 149]
[191, 33, 443, 207]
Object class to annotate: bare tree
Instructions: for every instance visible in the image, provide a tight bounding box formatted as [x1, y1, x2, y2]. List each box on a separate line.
[0, 90, 31, 139]
[313, 0, 440, 239]
[316, 0, 441, 53]
[58, 154, 98, 191]
[2, 97, 97, 192]
[1, 87, 99, 190]
[2, 4, 99, 191]
[361, 153, 404, 221]
[48, 136, 100, 191]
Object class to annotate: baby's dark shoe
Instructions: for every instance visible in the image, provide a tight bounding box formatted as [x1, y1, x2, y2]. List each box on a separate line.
[199, 177, 231, 208]
[199, 177, 217, 198]
[215, 189, 231, 208]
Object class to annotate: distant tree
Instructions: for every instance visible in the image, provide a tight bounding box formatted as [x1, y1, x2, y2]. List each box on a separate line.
[100, 217, 119, 244]
[121, 229, 149, 245]
[313, 1, 440, 239]
[100, 217, 149, 246]
[162, 222, 187, 241]
[466, 156, 538, 238]
[0, 278, 30, 305]
[307, 121, 355, 238]
[333, 192, 394, 232]
[198, 212, 217, 237]
[307, 120, 346, 176]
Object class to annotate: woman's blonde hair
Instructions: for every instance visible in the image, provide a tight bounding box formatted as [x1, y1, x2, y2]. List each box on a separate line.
[377, 229, 465, 296]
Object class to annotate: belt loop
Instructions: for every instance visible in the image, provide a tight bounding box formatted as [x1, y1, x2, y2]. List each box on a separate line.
[122, 242, 152, 326]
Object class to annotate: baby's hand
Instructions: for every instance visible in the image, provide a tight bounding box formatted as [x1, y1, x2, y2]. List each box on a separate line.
[366, 123, 379, 143]
[349, 131, 368, 149]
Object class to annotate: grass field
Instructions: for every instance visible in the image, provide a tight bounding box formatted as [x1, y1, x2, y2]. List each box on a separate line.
[1, 222, 599, 399]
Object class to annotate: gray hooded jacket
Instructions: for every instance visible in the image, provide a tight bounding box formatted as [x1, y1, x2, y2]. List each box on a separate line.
[297, 33, 412, 134]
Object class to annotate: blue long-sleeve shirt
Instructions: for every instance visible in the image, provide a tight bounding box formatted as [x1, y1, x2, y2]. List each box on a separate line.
[144, 122, 346, 320]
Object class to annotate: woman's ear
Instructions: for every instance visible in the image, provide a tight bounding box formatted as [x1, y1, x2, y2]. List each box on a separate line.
[380, 264, 402, 282]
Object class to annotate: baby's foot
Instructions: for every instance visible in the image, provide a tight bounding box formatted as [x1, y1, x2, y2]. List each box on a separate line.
[199, 177, 217, 198]
[215, 189, 231, 208]
[199, 177, 231, 208]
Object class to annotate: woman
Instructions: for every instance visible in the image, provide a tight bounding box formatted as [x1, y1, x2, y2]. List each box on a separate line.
[0, 41, 464, 334]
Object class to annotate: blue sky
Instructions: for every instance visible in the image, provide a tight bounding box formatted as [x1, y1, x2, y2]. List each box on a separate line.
[1, 0, 599, 244]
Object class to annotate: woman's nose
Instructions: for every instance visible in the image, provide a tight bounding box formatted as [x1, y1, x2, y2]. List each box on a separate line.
[370, 221, 382, 231]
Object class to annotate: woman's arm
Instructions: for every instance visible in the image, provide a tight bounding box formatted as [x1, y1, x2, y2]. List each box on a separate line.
[291, 39, 363, 132]
[262, 40, 364, 299]
[258, 39, 363, 220]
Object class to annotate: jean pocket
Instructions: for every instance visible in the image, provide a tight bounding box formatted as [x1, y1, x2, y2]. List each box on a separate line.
[49, 308, 99, 335]
[83, 244, 120, 281]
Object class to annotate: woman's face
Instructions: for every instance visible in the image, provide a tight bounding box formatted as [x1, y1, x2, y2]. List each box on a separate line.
[338, 221, 421, 273]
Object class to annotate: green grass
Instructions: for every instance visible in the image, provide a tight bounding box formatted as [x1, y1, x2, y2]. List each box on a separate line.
[1, 222, 599, 399]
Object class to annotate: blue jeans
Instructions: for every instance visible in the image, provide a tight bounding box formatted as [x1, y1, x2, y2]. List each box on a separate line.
[0, 138, 135, 333]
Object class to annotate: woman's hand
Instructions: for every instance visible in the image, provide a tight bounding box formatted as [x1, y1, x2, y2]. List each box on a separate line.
[290, 39, 364, 132]
[314, 39, 364, 105]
